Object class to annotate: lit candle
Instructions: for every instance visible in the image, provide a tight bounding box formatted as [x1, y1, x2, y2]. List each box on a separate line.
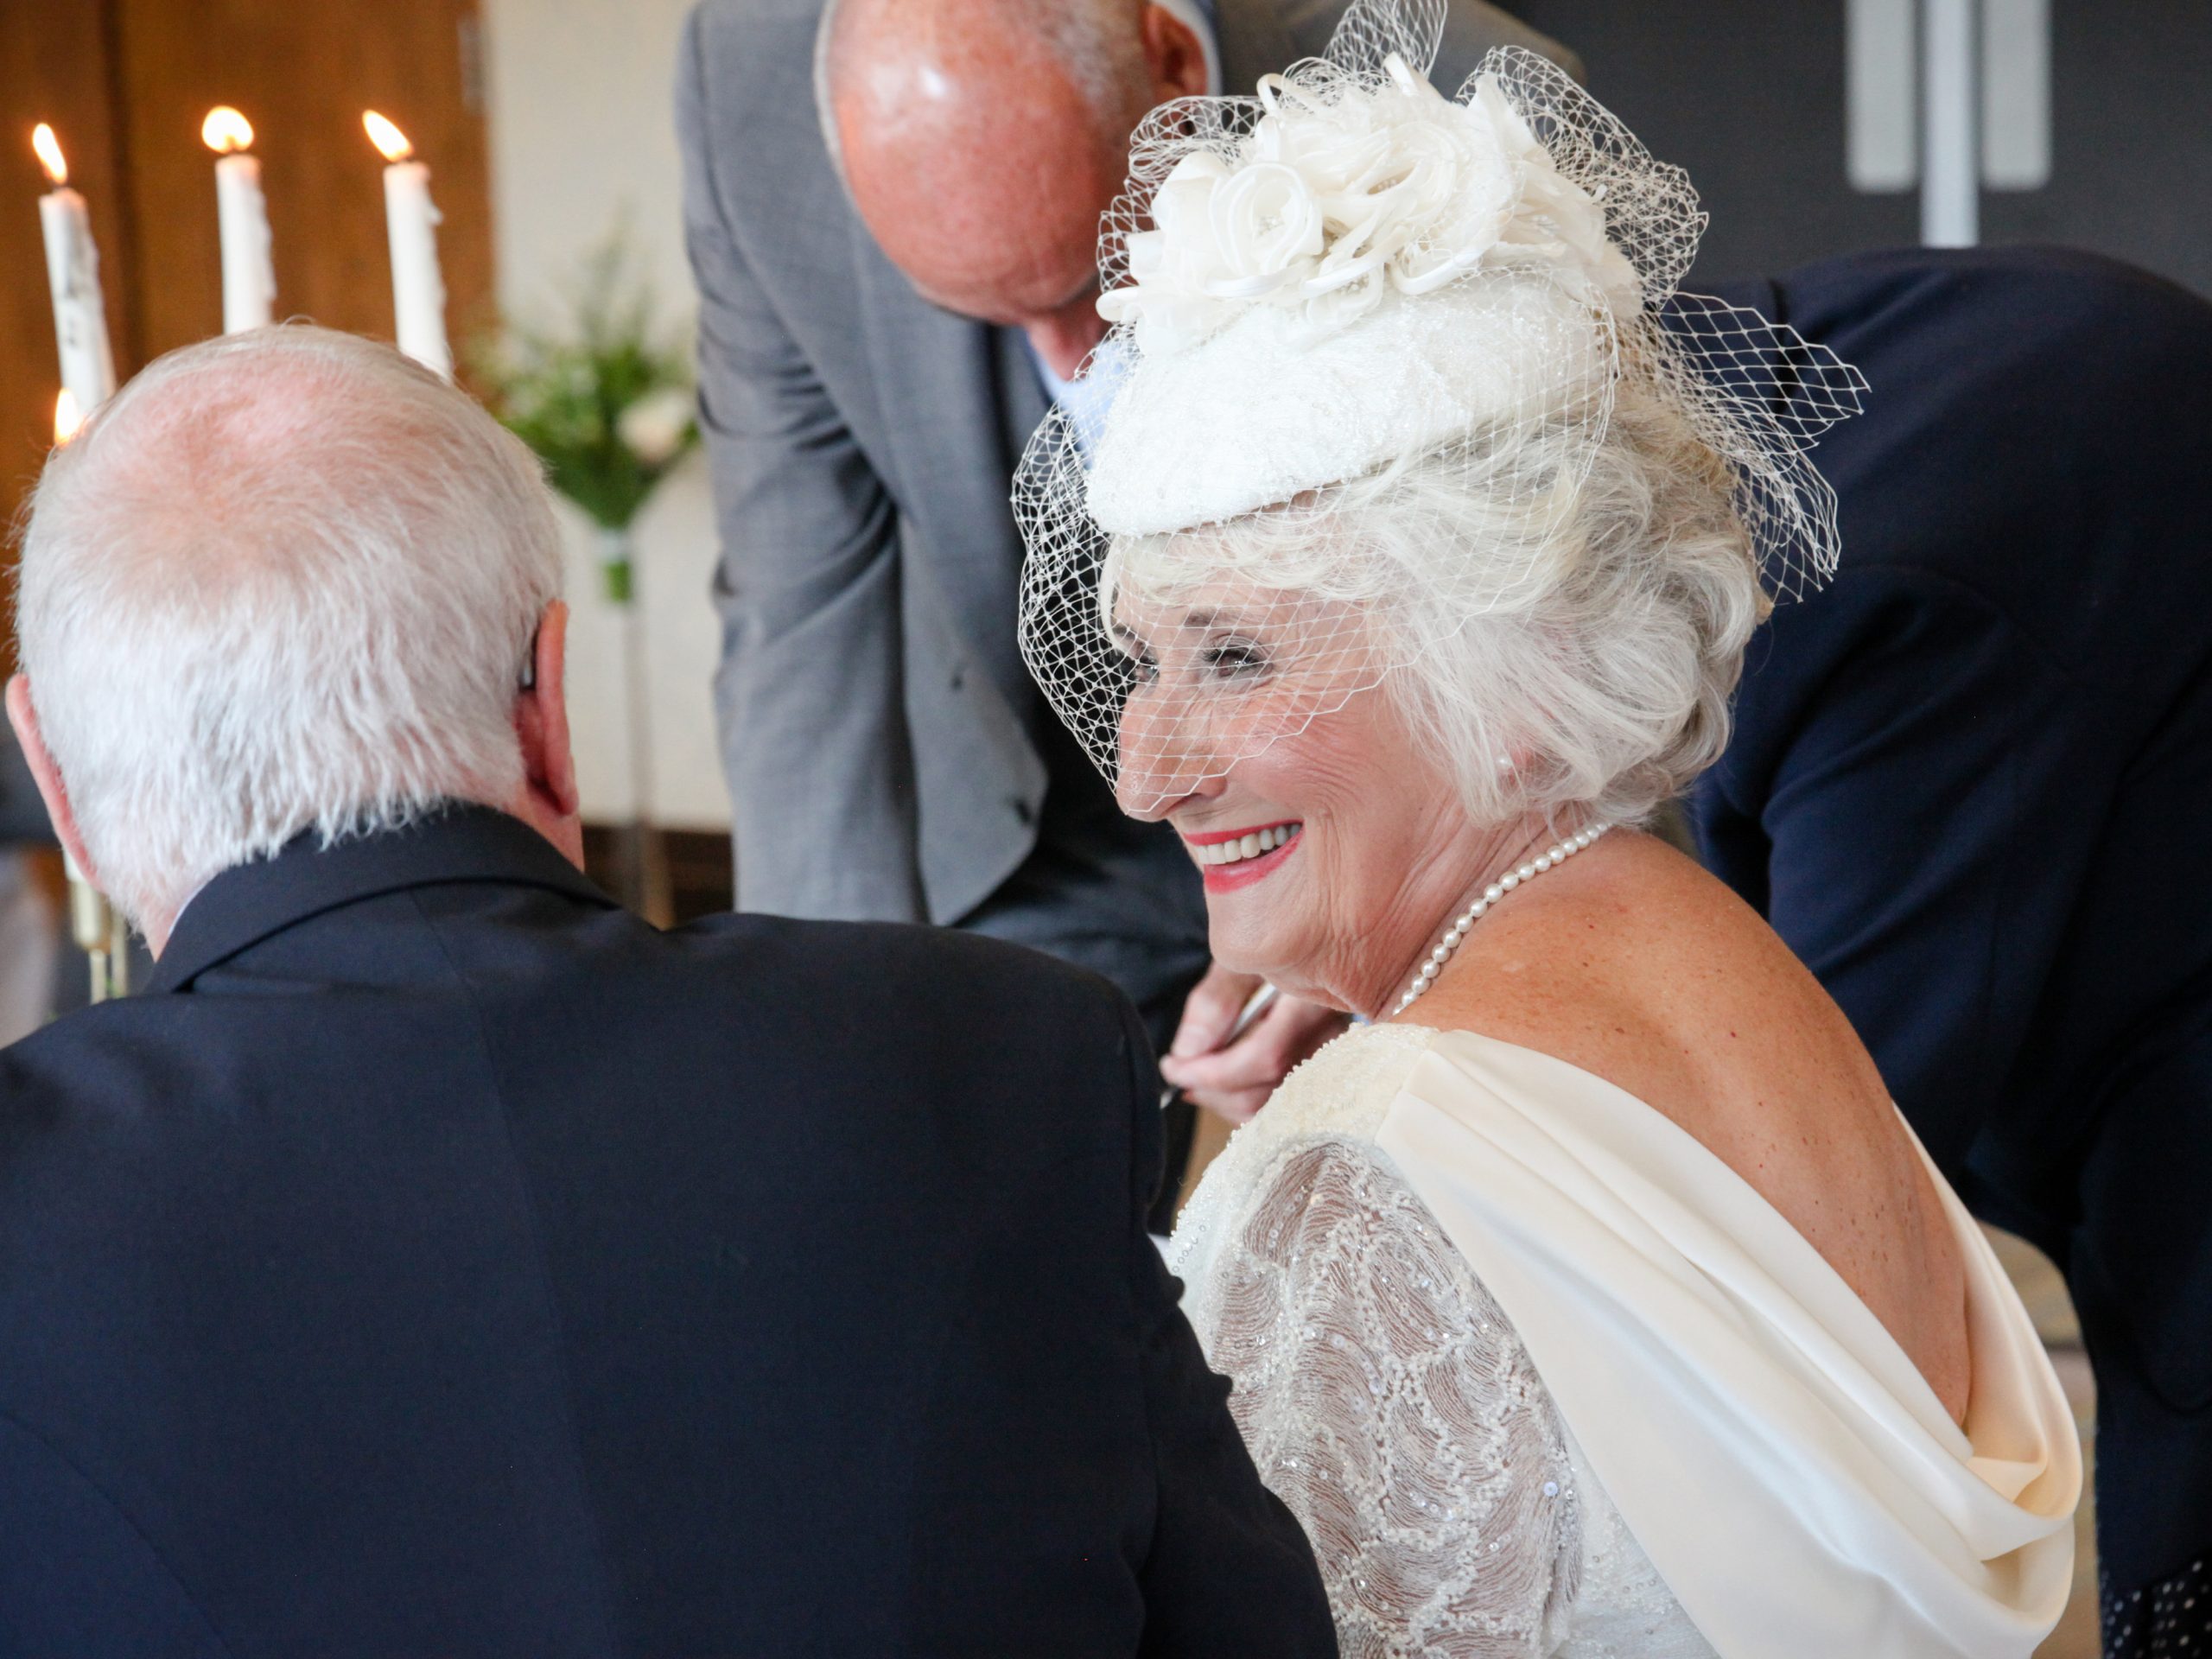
[31, 124, 118, 414]
[201, 106, 274, 334]
[362, 111, 450, 378]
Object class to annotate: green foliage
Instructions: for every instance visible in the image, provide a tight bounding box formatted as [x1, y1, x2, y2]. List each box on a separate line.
[474, 230, 699, 537]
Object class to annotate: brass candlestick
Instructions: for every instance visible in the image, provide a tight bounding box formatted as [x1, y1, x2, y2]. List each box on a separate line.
[64, 860, 125, 1002]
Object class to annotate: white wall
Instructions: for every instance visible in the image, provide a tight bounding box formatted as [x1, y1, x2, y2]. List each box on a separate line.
[480, 0, 731, 830]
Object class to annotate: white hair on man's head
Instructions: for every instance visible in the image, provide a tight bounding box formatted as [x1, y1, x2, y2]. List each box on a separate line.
[814, 0, 1151, 190]
[1105, 368, 1766, 830]
[15, 324, 561, 935]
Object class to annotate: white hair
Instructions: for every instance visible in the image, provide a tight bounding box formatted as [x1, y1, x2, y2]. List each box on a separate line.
[15, 325, 562, 934]
[1106, 368, 1767, 830]
[814, 0, 1150, 192]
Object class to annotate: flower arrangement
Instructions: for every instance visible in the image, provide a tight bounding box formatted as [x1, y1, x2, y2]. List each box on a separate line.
[1097, 54, 1642, 359]
[476, 232, 698, 601]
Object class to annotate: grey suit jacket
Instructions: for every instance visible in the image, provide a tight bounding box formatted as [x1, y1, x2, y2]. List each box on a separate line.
[677, 0, 1576, 931]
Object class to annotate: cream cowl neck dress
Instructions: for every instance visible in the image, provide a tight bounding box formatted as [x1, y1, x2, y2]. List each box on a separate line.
[1167, 1023, 2082, 1657]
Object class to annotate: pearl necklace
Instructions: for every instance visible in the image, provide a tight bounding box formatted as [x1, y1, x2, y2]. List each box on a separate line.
[1392, 823, 1614, 1017]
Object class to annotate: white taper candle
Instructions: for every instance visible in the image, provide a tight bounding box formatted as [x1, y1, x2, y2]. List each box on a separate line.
[204, 108, 275, 333]
[32, 124, 118, 415]
[364, 112, 451, 378]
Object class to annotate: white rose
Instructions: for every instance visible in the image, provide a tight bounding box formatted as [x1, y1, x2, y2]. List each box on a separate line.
[1251, 99, 1382, 206]
[1151, 151, 1230, 241]
[1101, 54, 1641, 356]
[1101, 226, 1236, 356]
[1101, 152, 1248, 354]
[1204, 161, 1324, 296]
[617, 386, 694, 467]
[1471, 76, 1643, 316]
[1363, 95, 1521, 293]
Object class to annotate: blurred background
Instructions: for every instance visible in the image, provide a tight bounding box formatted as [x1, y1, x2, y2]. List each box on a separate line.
[7, 5, 2202, 1650]
[1502, 0, 2210, 292]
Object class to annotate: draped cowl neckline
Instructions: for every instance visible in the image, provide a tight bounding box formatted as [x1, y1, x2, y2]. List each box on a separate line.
[1370, 1025, 2081, 1656]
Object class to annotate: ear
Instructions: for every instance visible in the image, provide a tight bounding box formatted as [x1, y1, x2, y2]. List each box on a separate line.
[1140, 3, 1211, 102]
[511, 601, 584, 865]
[6, 675, 99, 885]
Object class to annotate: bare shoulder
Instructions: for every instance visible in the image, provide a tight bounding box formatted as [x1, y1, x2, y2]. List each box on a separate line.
[1414, 830, 1971, 1420]
[1419, 831, 1886, 1132]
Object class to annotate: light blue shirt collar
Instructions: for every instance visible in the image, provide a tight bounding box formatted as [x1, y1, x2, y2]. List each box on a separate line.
[1033, 337, 1131, 457]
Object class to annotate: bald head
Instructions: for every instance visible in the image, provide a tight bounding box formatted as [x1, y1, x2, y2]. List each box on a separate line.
[820, 0, 1208, 377]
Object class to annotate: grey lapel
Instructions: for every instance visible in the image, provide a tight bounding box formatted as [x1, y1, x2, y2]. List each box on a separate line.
[993, 326, 1051, 499]
[850, 234, 1037, 711]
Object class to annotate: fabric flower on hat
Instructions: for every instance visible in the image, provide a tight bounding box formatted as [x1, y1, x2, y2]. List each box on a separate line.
[1098, 52, 1642, 360]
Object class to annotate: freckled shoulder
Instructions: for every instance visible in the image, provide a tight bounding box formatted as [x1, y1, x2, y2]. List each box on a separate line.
[1416, 833, 1874, 1116]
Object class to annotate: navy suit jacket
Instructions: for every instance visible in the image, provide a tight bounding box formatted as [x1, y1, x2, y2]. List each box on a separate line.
[1693, 247, 2212, 1587]
[0, 806, 1332, 1656]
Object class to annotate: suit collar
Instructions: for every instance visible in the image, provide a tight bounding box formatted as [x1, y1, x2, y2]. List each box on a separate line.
[147, 804, 615, 995]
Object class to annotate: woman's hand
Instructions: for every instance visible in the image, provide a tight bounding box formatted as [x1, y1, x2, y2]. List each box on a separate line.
[1160, 963, 1350, 1123]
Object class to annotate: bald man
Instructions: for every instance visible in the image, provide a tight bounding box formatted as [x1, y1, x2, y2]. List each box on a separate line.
[676, 0, 1573, 1212]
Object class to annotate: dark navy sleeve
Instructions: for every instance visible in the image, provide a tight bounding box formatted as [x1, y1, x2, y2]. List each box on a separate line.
[1690, 568, 2115, 1213]
[1114, 997, 1338, 1658]
[0, 1414, 232, 1658]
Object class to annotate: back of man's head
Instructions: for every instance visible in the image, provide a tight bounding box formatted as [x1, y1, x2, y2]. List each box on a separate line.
[15, 325, 562, 938]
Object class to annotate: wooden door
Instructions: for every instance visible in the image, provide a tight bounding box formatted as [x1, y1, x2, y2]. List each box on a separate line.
[3, 0, 493, 582]
[111, 0, 493, 361]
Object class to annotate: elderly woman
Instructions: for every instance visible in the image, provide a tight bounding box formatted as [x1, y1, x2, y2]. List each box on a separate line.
[1015, 6, 2081, 1654]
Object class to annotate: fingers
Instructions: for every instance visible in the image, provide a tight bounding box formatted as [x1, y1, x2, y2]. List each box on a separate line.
[1169, 961, 1265, 1058]
[1161, 995, 1351, 1123]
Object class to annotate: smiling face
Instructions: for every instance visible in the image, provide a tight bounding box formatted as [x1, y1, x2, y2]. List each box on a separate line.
[1113, 578, 1488, 1014]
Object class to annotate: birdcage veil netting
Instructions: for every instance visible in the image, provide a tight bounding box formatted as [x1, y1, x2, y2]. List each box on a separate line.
[1013, 0, 1865, 816]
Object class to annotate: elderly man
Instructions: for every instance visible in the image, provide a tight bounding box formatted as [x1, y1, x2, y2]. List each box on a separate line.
[676, 0, 1574, 1207]
[0, 327, 1332, 1656]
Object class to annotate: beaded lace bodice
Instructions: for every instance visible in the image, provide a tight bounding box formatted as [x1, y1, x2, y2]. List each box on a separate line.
[1168, 1024, 1714, 1657]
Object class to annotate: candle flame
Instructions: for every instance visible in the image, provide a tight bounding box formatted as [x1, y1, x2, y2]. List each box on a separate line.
[31, 123, 67, 186]
[361, 111, 412, 163]
[201, 106, 254, 155]
[53, 391, 83, 446]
